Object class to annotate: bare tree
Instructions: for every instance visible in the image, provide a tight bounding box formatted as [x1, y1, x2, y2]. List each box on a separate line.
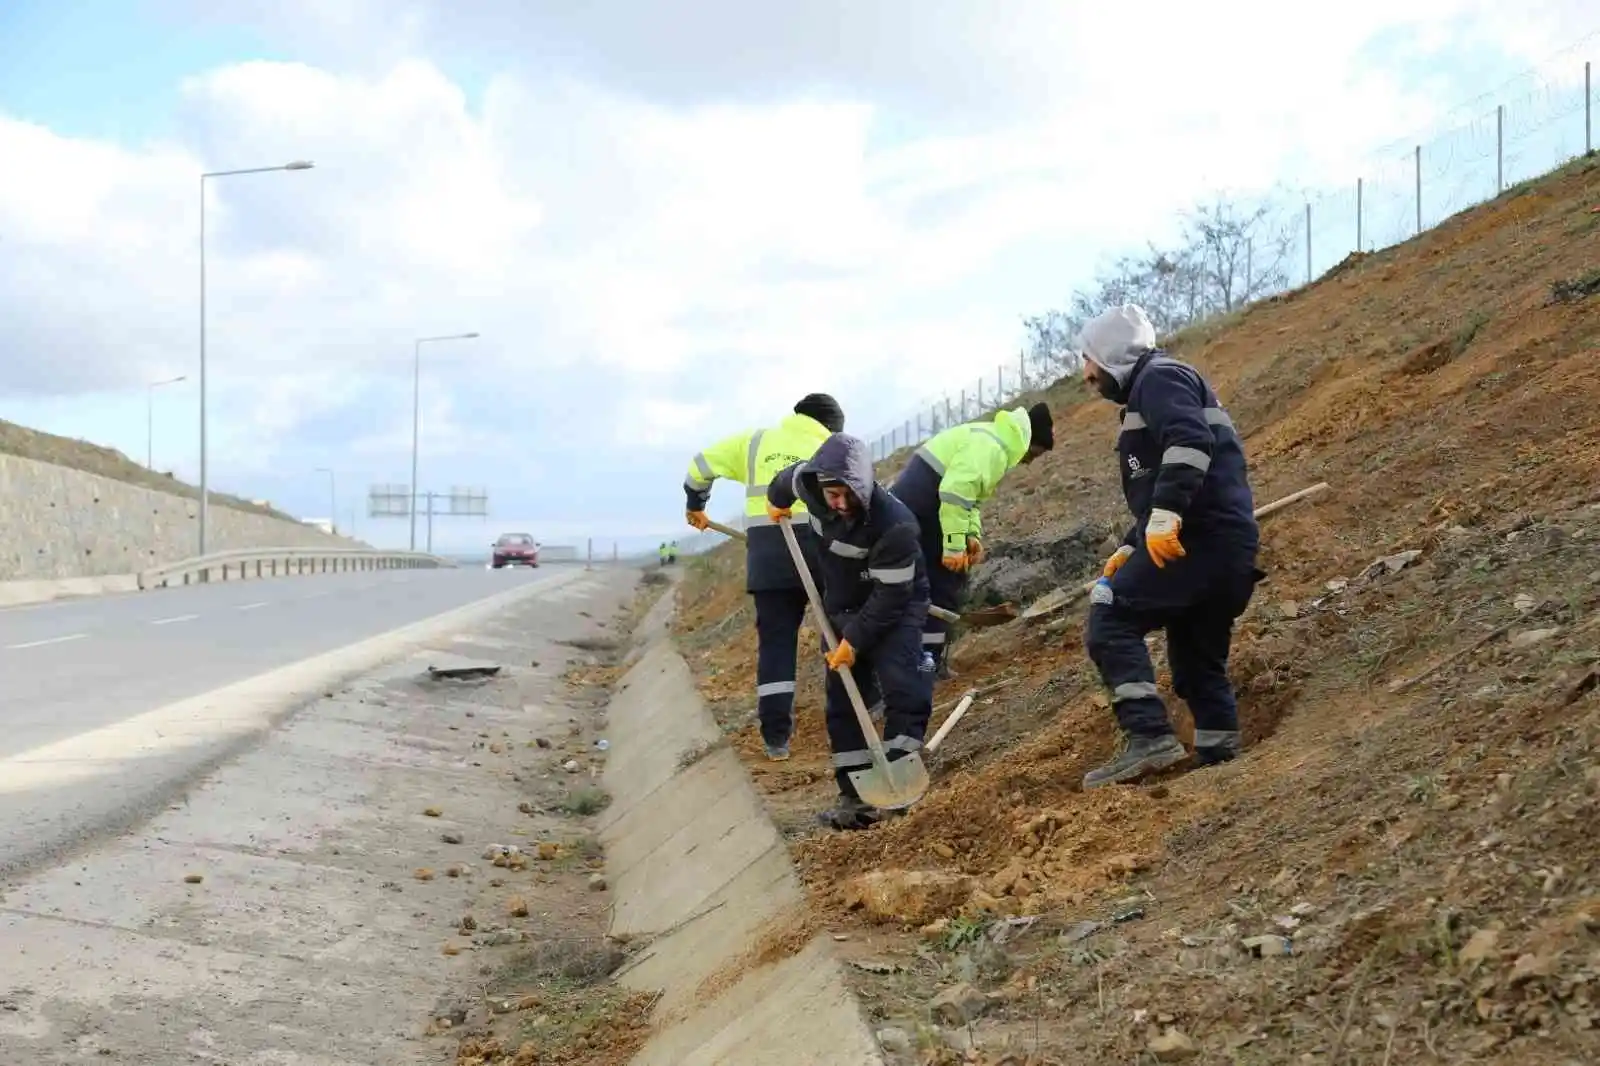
[1023, 193, 1292, 356]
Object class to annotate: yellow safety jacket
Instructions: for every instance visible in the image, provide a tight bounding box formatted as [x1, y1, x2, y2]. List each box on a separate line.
[683, 412, 832, 590]
[894, 406, 1034, 554]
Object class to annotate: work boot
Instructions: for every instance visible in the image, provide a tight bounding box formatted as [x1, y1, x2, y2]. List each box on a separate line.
[765, 743, 791, 762]
[1193, 735, 1241, 768]
[815, 794, 887, 831]
[1082, 733, 1188, 789]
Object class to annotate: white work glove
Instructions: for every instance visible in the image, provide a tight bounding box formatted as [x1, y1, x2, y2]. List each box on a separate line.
[1144, 508, 1185, 568]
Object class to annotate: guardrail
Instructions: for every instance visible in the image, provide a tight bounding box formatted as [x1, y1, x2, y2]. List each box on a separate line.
[137, 547, 458, 591]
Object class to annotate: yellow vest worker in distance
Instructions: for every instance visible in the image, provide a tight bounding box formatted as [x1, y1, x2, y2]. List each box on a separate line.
[888, 403, 1055, 676]
[683, 393, 846, 761]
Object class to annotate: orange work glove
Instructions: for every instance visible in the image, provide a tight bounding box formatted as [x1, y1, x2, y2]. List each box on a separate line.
[1103, 544, 1135, 578]
[825, 639, 856, 671]
[767, 503, 792, 523]
[965, 536, 986, 566]
[941, 552, 970, 572]
[1144, 509, 1186, 568]
[686, 510, 711, 531]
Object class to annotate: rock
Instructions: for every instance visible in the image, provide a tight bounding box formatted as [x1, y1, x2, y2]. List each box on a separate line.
[1326, 577, 1349, 592]
[563, 760, 581, 773]
[441, 831, 465, 844]
[1510, 627, 1560, 649]
[941, 1026, 975, 1053]
[588, 873, 608, 892]
[183, 873, 203, 884]
[1289, 902, 1319, 918]
[535, 737, 552, 748]
[423, 806, 443, 817]
[1241, 934, 1292, 957]
[1147, 1027, 1199, 1060]
[843, 869, 976, 925]
[965, 521, 1111, 607]
[1513, 592, 1538, 613]
[459, 915, 477, 932]
[478, 928, 524, 947]
[929, 982, 990, 1027]
[1459, 927, 1500, 965]
[483, 844, 521, 861]
[874, 1027, 912, 1054]
[1279, 600, 1300, 619]
[537, 841, 562, 861]
[931, 842, 957, 860]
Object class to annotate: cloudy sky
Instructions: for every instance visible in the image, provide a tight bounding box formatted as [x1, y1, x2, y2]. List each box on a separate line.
[0, 1, 1594, 553]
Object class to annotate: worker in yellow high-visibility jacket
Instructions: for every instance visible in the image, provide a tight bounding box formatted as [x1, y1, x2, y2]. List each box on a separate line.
[889, 403, 1055, 677]
[683, 394, 845, 761]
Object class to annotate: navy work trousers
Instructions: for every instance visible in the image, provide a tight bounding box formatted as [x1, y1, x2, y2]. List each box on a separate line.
[752, 588, 809, 748]
[913, 505, 965, 666]
[1084, 544, 1262, 751]
[824, 615, 933, 799]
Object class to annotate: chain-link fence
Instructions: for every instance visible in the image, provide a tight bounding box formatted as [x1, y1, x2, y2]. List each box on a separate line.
[860, 52, 1597, 463]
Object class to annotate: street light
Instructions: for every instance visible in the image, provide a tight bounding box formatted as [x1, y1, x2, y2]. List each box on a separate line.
[198, 159, 315, 557]
[315, 467, 337, 535]
[147, 374, 186, 469]
[409, 332, 480, 551]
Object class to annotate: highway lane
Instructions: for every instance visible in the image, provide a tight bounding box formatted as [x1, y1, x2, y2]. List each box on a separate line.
[0, 562, 591, 878]
[0, 564, 571, 759]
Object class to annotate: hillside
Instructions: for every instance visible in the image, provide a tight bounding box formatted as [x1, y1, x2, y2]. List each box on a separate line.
[672, 154, 1600, 1064]
[0, 417, 296, 521]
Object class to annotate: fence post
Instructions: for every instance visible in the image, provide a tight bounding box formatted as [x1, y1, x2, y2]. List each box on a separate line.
[946, 396, 955, 428]
[1496, 104, 1504, 194]
[904, 419, 912, 445]
[1019, 350, 1027, 393]
[586, 538, 593, 571]
[1304, 201, 1312, 283]
[997, 366, 1003, 399]
[1414, 144, 1422, 235]
[976, 378, 984, 411]
[1356, 178, 1363, 253]
[960, 389, 967, 422]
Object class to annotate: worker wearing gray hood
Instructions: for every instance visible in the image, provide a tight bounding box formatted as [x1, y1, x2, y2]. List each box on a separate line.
[767, 432, 933, 830]
[1076, 303, 1263, 790]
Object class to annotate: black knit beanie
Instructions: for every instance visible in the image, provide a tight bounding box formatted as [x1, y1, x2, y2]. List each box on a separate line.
[794, 392, 845, 432]
[1028, 402, 1055, 451]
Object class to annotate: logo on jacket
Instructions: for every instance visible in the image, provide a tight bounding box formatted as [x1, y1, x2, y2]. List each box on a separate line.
[1127, 455, 1142, 472]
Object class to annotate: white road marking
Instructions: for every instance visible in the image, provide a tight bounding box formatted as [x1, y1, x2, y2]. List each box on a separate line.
[236, 602, 269, 612]
[150, 614, 200, 626]
[5, 633, 89, 650]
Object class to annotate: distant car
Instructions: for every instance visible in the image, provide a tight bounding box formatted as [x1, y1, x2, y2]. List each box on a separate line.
[491, 533, 540, 568]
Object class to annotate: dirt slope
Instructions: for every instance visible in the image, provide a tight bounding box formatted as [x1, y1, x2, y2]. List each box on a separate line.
[0, 417, 297, 520]
[673, 155, 1600, 1063]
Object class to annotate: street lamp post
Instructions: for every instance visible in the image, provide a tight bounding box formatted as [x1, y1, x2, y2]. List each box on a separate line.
[147, 374, 186, 469]
[315, 467, 337, 535]
[199, 160, 315, 557]
[409, 332, 480, 551]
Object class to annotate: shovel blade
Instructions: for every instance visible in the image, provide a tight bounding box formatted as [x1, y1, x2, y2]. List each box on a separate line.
[848, 754, 930, 811]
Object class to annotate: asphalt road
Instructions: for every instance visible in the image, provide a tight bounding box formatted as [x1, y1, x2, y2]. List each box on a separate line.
[0, 564, 573, 759]
[0, 563, 586, 878]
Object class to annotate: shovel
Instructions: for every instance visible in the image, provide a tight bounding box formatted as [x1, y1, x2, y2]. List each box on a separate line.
[776, 516, 929, 810]
[708, 518, 962, 625]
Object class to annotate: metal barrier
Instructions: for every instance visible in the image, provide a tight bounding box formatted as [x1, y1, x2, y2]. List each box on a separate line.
[137, 547, 458, 590]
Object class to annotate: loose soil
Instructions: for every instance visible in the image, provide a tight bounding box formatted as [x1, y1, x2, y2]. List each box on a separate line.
[443, 573, 672, 1066]
[671, 156, 1600, 1063]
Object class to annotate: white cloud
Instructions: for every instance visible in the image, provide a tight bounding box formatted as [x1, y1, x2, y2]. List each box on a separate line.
[2, 0, 1596, 549]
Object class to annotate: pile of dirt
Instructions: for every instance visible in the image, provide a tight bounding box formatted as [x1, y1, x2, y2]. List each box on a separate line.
[670, 154, 1600, 1062]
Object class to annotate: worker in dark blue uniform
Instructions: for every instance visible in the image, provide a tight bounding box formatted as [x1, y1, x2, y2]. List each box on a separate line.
[767, 432, 932, 830]
[1076, 304, 1265, 789]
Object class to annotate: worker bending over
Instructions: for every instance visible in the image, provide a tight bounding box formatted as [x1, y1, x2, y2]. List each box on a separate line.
[767, 432, 932, 831]
[1077, 304, 1264, 788]
[889, 403, 1054, 677]
[682, 394, 845, 761]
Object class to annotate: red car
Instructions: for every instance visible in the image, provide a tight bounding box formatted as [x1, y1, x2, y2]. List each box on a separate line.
[491, 532, 540, 568]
